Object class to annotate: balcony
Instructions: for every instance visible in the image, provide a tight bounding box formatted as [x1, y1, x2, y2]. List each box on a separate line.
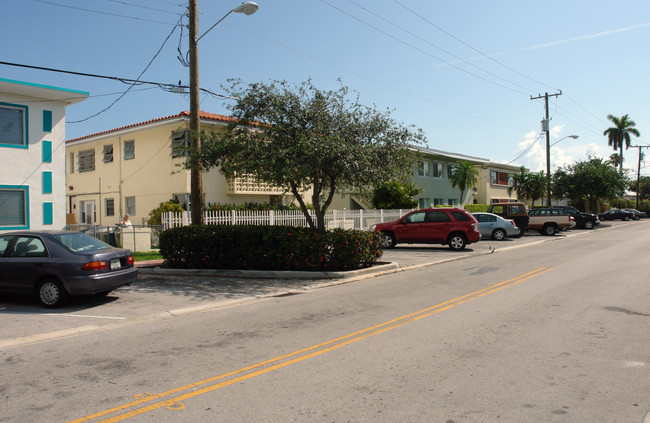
[227, 174, 286, 194]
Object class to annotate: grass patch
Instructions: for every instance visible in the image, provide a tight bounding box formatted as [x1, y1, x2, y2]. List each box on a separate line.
[133, 251, 163, 262]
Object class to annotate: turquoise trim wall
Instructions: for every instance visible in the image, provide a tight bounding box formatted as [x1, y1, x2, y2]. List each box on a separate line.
[43, 202, 53, 225]
[0, 185, 30, 230]
[43, 171, 52, 194]
[0, 101, 28, 149]
[42, 140, 52, 162]
[43, 110, 52, 132]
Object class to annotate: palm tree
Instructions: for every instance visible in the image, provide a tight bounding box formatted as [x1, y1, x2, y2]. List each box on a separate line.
[449, 161, 479, 205]
[509, 166, 531, 203]
[607, 153, 621, 169]
[603, 114, 640, 175]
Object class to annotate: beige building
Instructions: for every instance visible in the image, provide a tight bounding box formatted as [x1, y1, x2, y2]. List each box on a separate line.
[65, 111, 292, 226]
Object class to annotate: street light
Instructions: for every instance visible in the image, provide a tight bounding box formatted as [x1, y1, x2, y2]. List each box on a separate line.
[546, 134, 579, 206]
[189, 1, 259, 225]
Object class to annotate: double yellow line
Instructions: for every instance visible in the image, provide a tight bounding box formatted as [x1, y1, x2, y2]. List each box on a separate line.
[70, 267, 551, 423]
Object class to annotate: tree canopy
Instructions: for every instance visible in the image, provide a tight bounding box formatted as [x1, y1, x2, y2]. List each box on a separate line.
[552, 156, 628, 212]
[198, 79, 425, 232]
[508, 167, 546, 206]
[371, 180, 421, 209]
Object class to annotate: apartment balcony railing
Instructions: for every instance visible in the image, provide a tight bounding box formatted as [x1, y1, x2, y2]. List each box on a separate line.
[227, 174, 286, 194]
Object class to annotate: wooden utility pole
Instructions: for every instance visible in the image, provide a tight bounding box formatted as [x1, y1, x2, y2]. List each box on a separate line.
[531, 91, 562, 207]
[189, 0, 203, 225]
[630, 145, 649, 209]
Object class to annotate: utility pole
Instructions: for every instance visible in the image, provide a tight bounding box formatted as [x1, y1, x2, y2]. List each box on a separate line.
[188, 0, 202, 225]
[531, 91, 562, 207]
[630, 145, 649, 209]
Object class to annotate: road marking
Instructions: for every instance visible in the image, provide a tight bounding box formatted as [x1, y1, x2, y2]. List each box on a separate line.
[42, 313, 127, 320]
[69, 267, 552, 423]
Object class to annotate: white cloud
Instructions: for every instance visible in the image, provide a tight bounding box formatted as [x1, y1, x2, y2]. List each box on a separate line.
[512, 127, 605, 173]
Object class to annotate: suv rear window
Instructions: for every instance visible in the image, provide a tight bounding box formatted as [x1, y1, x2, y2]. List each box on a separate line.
[450, 211, 471, 221]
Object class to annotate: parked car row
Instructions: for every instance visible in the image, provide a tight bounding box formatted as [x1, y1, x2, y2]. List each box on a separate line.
[369, 203, 646, 251]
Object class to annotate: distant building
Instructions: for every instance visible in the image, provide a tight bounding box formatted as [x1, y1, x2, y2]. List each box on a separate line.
[0, 78, 87, 232]
[65, 111, 297, 226]
[411, 147, 521, 207]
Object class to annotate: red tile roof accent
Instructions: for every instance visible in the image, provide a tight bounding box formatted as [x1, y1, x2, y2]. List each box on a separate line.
[66, 111, 236, 143]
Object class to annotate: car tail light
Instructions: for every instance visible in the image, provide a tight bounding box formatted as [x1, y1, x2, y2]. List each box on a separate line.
[471, 222, 479, 232]
[82, 261, 108, 271]
[509, 220, 517, 226]
[127, 255, 134, 265]
[570, 216, 575, 222]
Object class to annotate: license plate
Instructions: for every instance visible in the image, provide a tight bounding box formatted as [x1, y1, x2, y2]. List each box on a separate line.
[110, 259, 121, 270]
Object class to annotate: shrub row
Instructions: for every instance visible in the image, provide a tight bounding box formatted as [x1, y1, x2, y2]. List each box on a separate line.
[159, 225, 383, 271]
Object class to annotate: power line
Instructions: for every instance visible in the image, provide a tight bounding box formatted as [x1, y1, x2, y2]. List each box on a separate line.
[32, 0, 177, 25]
[319, 0, 530, 96]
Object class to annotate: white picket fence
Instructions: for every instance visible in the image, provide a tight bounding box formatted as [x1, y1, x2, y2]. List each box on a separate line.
[161, 209, 413, 231]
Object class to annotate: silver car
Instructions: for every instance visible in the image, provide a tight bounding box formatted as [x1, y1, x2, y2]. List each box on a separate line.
[471, 212, 520, 240]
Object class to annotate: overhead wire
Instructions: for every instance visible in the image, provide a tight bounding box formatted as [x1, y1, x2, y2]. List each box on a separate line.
[32, 0, 176, 26]
[68, 12, 185, 123]
[318, 0, 531, 96]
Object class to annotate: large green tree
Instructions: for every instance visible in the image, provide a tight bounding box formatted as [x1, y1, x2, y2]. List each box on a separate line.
[552, 156, 628, 212]
[198, 79, 424, 232]
[508, 167, 546, 206]
[603, 114, 640, 175]
[449, 161, 478, 205]
[371, 180, 421, 209]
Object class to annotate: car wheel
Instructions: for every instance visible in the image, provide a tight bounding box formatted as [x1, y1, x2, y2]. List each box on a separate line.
[379, 232, 396, 249]
[448, 233, 467, 250]
[623, 216, 630, 221]
[492, 228, 506, 241]
[584, 220, 594, 229]
[37, 279, 68, 308]
[542, 224, 557, 236]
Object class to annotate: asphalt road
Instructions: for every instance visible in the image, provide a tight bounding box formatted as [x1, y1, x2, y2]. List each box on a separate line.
[1, 220, 648, 422]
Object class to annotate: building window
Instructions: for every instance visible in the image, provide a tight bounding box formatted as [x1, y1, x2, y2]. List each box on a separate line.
[416, 160, 429, 177]
[418, 198, 431, 209]
[0, 187, 28, 228]
[124, 140, 135, 160]
[103, 145, 113, 163]
[78, 149, 95, 172]
[42, 171, 52, 194]
[43, 110, 53, 132]
[125, 196, 136, 215]
[105, 198, 115, 217]
[171, 130, 190, 158]
[433, 198, 444, 206]
[0, 104, 28, 148]
[69, 152, 74, 174]
[491, 170, 511, 186]
[448, 198, 458, 206]
[447, 164, 453, 179]
[43, 202, 53, 225]
[432, 162, 443, 178]
[42, 140, 52, 163]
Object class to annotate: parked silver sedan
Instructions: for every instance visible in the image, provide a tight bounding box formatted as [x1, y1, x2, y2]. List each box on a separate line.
[471, 212, 520, 240]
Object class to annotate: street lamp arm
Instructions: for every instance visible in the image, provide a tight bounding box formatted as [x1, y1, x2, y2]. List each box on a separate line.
[196, 2, 258, 44]
[550, 134, 579, 147]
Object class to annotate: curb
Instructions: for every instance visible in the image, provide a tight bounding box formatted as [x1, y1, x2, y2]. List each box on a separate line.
[139, 261, 400, 279]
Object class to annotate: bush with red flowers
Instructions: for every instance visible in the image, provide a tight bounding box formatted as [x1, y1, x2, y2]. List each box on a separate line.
[159, 225, 383, 271]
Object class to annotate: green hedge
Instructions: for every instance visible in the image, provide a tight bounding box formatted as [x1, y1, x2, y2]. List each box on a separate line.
[159, 225, 383, 271]
[463, 204, 490, 213]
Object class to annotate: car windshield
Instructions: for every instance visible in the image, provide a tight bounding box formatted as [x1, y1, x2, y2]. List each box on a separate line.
[53, 233, 112, 253]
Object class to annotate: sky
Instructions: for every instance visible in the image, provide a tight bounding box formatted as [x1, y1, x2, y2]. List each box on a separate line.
[3, 0, 649, 177]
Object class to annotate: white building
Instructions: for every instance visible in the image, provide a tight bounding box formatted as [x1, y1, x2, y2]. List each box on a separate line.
[0, 78, 87, 232]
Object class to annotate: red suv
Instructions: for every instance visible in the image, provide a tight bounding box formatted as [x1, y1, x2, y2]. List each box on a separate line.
[369, 208, 481, 250]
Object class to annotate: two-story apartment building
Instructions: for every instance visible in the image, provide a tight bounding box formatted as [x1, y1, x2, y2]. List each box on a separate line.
[65, 111, 293, 226]
[412, 147, 521, 208]
[0, 78, 87, 232]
